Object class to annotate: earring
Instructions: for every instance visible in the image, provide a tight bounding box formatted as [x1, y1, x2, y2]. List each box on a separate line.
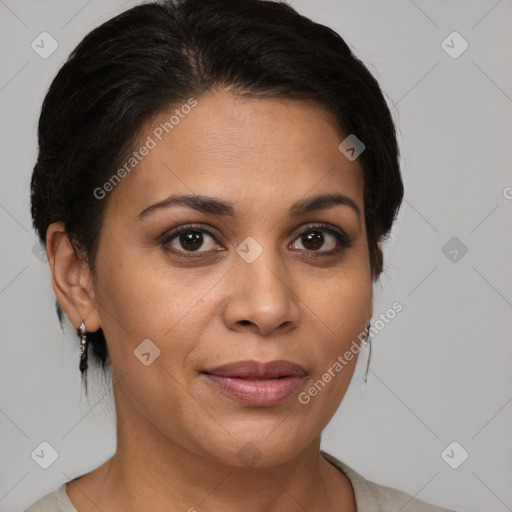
[364, 322, 372, 383]
[79, 321, 89, 374]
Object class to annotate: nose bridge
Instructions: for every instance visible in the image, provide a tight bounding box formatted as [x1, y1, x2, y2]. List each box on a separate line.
[235, 234, 288, 298]
[226, 235, 298, 333]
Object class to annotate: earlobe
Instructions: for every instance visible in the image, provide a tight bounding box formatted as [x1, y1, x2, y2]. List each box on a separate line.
[366, 301, 374, 329]
[46, 221, 101, 332]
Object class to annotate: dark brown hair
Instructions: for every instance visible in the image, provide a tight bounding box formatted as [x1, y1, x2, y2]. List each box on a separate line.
[30, 0, 403, 393]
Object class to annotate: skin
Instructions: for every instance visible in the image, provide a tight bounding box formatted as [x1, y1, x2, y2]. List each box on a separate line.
[46, 88, 375, 512]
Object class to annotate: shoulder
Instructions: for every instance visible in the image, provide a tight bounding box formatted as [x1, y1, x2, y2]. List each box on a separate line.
[23, 483, 77, 512]
[321, 451, 457, 512]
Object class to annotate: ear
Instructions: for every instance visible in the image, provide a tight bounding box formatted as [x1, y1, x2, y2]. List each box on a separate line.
[364, 297, 373, 330]
[46, 221, 101, 332]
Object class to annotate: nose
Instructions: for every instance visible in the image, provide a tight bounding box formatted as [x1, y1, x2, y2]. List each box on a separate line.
[222, 243, 300, 336]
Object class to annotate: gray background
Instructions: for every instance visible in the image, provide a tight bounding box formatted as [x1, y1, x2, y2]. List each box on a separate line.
[1, 1, 511, 511]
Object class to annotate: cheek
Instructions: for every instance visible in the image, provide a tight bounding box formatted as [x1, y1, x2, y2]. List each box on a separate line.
[300, 263, 372, 406]
[92, 249, 218, 366]
[312, 265, 372, 336]
[296, 274, 371, 427]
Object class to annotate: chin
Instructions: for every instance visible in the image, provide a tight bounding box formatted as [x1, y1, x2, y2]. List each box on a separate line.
[195, 423, 314, 469]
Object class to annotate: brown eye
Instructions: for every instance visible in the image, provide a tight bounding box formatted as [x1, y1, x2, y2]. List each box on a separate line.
[176, 231, 205, 251]
[291, 230, 336, 252]
[162, 225, 222, 254]
[302, 231, 330, 251]
[289, 224, 352, 255]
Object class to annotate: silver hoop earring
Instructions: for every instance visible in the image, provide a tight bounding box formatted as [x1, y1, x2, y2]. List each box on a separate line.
[364, 322, 372, 383]
[79, 321, 89, 374]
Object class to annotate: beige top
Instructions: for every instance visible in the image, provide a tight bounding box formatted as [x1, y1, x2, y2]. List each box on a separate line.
[24, 451, 456, 512]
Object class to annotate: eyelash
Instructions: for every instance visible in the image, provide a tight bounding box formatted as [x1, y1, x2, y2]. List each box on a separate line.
[160, 222, 353, 258]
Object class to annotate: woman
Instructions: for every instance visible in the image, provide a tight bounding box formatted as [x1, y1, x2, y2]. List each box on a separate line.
[25, 0, 456, 510]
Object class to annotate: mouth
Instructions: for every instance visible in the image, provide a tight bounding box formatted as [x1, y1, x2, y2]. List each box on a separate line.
[201, 360, 307, 407]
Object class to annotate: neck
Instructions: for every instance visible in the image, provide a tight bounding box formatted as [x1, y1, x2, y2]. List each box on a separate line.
[72, 386, 356, 512]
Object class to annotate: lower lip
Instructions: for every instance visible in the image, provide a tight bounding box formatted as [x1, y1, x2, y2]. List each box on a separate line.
[203, 374, 305, 407]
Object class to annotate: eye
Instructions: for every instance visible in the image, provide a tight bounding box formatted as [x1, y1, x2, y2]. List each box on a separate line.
[289, 223, 352, 255]
[161, 222, 352, 258]
[162, 224, 222, 255]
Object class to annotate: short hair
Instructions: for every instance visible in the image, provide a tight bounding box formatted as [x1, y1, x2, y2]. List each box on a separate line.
[30, 0, 404, 393]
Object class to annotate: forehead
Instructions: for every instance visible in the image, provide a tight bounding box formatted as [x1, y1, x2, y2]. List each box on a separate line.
[103, 89, 365, 221]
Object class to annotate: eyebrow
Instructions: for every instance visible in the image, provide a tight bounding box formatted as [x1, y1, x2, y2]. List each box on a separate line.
[136, 192, 361, 221]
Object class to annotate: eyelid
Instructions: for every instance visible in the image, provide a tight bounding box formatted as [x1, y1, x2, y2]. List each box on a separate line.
[291, 222, 353, 253]
[294, 222, 351, 243]
[159, 223, 221, 254]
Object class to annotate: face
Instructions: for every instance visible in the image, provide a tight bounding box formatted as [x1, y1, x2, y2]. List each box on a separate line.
[82, 89, 373, 467]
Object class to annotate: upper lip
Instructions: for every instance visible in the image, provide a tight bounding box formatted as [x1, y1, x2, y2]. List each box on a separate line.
[203, 360, 307, 379]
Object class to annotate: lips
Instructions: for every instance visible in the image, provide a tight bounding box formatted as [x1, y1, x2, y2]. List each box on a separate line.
[204, 360, 307, 379]
[202, 360, 307, 407]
